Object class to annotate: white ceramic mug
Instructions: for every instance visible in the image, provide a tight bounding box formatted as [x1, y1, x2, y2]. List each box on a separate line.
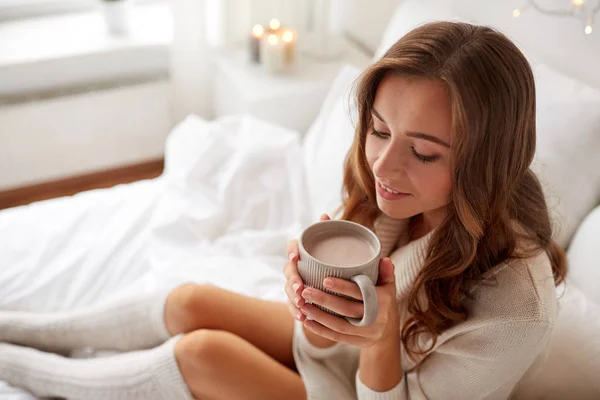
[297, 220, 381, 327]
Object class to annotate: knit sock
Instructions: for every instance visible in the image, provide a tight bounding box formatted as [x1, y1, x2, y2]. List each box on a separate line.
[0, 335, 193, 400]
[0, 288, 172, 354]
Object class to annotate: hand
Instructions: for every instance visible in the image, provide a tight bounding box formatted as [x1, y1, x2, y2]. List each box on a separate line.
[299, 257, 400, 348]
[284, 213, 331, 323]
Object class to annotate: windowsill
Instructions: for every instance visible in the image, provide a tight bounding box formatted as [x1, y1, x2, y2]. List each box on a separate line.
[0, 3, 173, 100]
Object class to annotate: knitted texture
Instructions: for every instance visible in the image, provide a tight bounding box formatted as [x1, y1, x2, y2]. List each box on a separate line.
[0, 288, 172, 353]
[0, 335, 193, 400]
[293, 215, 558, 400]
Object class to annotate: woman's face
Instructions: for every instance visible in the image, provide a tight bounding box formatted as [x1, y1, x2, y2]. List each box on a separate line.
[365, 74, 453, 223]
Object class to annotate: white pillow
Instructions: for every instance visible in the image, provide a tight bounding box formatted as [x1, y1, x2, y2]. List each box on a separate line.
[518, 207, 600, 396]
[533, 65, 600, 247]
[513, 282, 600, 399]
[566, 205, 600, 305]
[302, 65, 361, 221]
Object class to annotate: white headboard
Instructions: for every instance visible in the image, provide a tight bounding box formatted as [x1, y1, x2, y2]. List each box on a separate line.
[341, 0, 600, 89]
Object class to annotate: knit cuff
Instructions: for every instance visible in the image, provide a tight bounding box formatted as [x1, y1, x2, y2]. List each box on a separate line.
[355, 369, 405, 400]
[152, 335, 194, 400]
[149, 286, 180, 342]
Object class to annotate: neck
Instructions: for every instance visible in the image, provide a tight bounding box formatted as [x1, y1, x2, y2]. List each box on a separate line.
[412, 207, 446, 240]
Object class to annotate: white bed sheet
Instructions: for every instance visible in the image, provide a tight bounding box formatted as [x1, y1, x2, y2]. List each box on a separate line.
[0, 114, 310, 399]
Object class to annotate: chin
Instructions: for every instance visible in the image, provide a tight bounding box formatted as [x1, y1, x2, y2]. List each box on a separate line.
[376, 198, 420, 220]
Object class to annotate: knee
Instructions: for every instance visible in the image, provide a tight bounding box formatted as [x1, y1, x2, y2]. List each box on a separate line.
[175, 329, 235, 367]
[174, 330, 239, 398]
[166, 283, 215, 332]
[171, 283, 204, 312]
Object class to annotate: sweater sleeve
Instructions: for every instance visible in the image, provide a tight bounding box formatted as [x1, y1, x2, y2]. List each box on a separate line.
[355, 320, 552, 400]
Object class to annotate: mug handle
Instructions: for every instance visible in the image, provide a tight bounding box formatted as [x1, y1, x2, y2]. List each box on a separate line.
[346, 274, 378, 327]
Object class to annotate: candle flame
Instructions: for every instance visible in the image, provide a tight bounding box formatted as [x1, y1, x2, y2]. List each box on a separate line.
[252, 24, 264, 37]
[268, 34, 279, 45]
[512, 8, 521, 18]
[585, 24, 592, 34]
[282, 30, 294, 43]
[269, 19, 281, 31]
[572, 0, 584, 6]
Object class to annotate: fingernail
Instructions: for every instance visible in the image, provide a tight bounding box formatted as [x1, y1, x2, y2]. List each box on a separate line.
[294, 296, 300, 306]
[288, 253, 296, 261]
[323, 278, 333, 289]
[292, 283, 300, 292]
[302, 288, 312, 300]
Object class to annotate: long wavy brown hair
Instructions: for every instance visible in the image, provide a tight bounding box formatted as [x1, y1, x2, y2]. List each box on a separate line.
[341, 22, 567, 356]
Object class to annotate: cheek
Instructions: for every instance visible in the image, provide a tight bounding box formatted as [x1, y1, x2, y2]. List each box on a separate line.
[410, 164, 452, 200]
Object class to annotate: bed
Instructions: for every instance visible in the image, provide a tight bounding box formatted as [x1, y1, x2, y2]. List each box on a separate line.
[2, 1, 600, 398]
[0, 115, 311, 398]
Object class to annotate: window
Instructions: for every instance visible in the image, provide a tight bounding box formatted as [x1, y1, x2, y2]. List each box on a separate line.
[0, 0, 163, 21]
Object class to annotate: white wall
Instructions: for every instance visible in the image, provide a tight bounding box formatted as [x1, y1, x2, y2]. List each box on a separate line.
[340, 0, 600, 89]
[341, 0, 398, 52]
[459, 0, 600, 89]
[0, 81, 171, 190]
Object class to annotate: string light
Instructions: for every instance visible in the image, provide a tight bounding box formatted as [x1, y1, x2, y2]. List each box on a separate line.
[585, 15, 594, 33]
[513, 0, 599, 34]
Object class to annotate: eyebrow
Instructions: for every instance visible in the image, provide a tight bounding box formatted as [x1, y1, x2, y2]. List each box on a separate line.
[372, 108, 450, 148]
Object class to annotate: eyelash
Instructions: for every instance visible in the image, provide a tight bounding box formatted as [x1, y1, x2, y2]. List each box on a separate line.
[411, 147, 438, 163]
[370, 130, 439, 164]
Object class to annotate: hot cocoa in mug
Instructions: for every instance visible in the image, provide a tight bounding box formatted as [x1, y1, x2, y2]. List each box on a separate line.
[297, 220, 381, 327]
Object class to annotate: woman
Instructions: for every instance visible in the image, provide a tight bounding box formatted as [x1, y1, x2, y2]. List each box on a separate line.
[0, 21, 565, 399]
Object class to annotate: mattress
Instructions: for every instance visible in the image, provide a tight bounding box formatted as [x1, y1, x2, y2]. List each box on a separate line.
[0, 115, 310, 398]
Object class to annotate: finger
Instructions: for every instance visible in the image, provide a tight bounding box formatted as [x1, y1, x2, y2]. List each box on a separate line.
[302, 318, 370, 347]
[286, 280, 306, 308]
[283, 260, 298, 280]
[283, 261, 304, 293]
[319, 213, 331, 222]
[286, 240, 299, 259]
[323, 277, 363, 301]
[287, 300, 306, 323]
[377, 257, 396, 285]
[302, 287, 363, 319]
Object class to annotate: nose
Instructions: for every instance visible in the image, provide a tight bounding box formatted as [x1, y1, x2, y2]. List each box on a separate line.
[373, 140, 407, 179]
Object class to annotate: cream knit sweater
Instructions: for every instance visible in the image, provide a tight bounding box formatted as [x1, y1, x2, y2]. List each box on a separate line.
[292, 215, 557, 399]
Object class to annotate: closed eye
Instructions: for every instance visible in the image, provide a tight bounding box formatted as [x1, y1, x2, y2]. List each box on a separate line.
[411, 147, 439, 163]
[370, 130, 390, 139]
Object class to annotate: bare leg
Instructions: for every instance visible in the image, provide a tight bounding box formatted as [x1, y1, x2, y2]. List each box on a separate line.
[0, 283, 303, 399]
[175, 329, 306, 400]
[165, 283, 296, 369]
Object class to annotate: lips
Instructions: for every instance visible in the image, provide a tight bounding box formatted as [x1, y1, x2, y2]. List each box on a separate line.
[378, 181, 401, 194]
[376, 180, 411, 201]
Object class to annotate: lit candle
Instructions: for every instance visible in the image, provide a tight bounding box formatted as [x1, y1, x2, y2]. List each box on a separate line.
[282, 30, 296, 64]
[268, 18, 281, 33]
[261, 33, 286, 73]
[249, 24, 264, 63]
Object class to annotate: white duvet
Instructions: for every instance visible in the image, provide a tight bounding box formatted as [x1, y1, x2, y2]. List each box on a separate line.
[0, 115, 313, 399]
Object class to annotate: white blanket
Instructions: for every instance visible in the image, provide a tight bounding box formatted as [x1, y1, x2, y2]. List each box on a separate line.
[0, 115, 310, 398]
